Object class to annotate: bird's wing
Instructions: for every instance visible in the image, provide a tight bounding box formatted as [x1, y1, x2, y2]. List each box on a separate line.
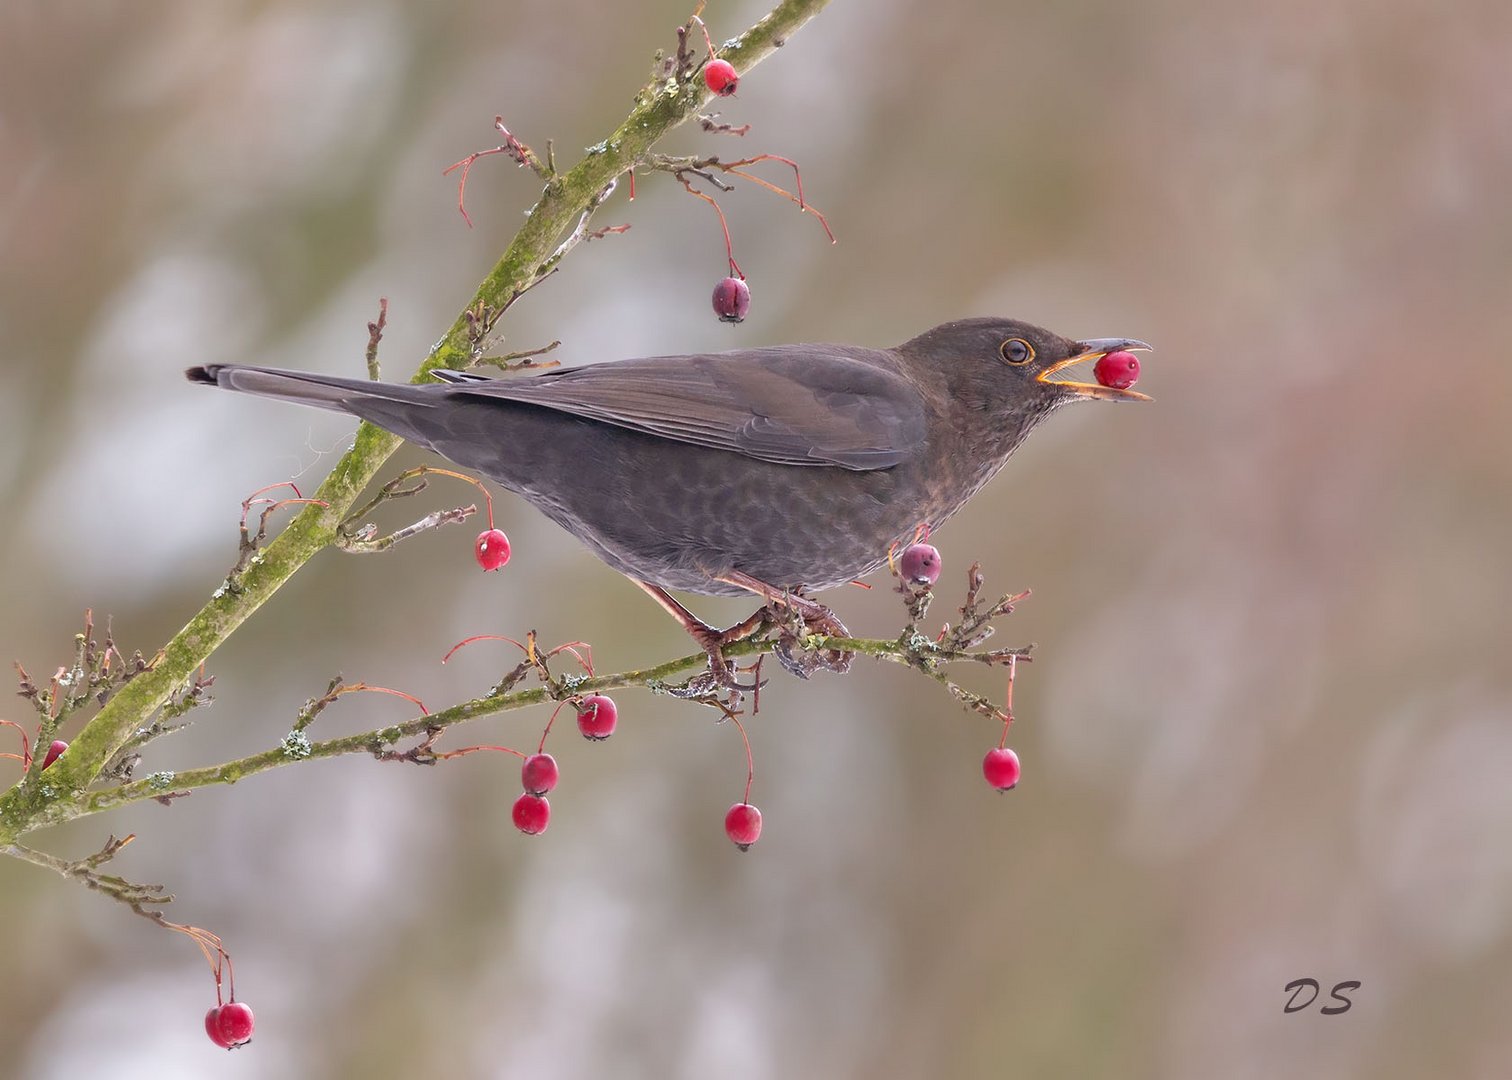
[433, 347, 927, 470]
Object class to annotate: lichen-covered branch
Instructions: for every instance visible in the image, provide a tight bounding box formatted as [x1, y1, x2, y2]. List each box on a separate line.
[28, 626, 1029, 826]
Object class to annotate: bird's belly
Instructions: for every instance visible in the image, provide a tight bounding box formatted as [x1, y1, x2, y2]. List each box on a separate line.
[442, 412, 934, 597]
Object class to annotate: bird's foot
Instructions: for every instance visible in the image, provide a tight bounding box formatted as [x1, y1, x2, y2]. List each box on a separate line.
[629, 579, 769, 695]
[772, 603, 854, 680]
[685, 623, 767, 694]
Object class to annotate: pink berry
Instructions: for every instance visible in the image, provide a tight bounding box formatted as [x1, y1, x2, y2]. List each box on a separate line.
[712, 276, 751, 323]
[982, 747, 1021, 791]
[41, 739, 68, 769]
[724, 802, 762, 850]
[521, 752, 559, 796]
[899, 543, 941, 585]
[216, 1001, 255, 1046]
[703, 58, 739, 96]
[576, 695, 618, 741]
[474, 528, 511, 571]
[512, 792, 551, 835]
[205, 1007, 233, 1049]
[1093, 350, 1140, 390]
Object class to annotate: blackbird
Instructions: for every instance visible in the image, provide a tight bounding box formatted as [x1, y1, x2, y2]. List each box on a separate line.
[188, 317, 1149, 683]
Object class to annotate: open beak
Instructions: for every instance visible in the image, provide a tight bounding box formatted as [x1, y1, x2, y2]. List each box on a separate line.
[1036, 337, 1154, 401]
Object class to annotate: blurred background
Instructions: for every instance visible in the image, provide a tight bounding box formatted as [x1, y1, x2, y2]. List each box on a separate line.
[3, 0, 1511, 1076]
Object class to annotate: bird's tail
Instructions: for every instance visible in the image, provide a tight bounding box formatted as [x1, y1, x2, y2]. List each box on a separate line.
[186, 363, 451, 450]
[185, 363, 435, 412]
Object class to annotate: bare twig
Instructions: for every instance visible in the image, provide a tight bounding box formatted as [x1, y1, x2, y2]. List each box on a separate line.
[366, 297, 389, 381]
[335, 465, 492, 554]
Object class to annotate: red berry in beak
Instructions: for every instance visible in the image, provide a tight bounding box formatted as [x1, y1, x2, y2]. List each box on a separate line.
[1093, 350, 1140, 390]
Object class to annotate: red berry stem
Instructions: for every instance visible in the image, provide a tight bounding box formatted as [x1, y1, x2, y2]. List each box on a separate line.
[440, 633, 532, 664]
[406, 466, 494, 529]
[999, 654, 1018, 747]
[0, 718, 32, 770]
[675, 175, 744, 280]
[715, 155, 835, 244]
[443, 116, 550, 227]
[728, 711, 756, 805]
[535, 700, 573, 753]
[432, 743, 528, 762]
[441, 634, 593, 677]
[688, 13, 719, 59]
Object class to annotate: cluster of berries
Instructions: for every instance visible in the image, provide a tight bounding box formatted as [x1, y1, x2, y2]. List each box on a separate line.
[509, 695, 619, 836]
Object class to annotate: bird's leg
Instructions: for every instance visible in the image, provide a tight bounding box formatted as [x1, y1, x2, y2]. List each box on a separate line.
[629, 580, 768, 692]
[715, 570, 854, 679]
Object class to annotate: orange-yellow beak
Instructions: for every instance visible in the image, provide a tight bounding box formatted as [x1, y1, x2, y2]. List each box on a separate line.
[1036, 338, 1154, 401]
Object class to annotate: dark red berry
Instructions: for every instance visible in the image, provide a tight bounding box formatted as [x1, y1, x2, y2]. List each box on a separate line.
[474, 528, 511, 571]
[216, 1001, 255, 1046]
[512, 792, 551, 835]
[703, 59, 739, 96]
[1093, 350, 1140, 390]
[712, 276, 751, 323]
[205, 1007, 233, 1049]
[899, 543, 941, 586]
[41, 739, 68, 769]
[724, 802, 762, 850]
[521, 753, 559, 796]
[983, 747, 1021, 791]
[576, 695, 618, 740]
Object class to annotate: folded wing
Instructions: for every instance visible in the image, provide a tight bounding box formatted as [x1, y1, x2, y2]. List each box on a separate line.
[434, 347, 927, 471]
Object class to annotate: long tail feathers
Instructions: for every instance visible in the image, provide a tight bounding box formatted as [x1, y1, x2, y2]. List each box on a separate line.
[185, 364, 431, 414]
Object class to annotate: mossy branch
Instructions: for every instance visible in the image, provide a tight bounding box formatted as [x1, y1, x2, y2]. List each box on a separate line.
[27, 627, 1029, 826]
[0, 0, 832, 846]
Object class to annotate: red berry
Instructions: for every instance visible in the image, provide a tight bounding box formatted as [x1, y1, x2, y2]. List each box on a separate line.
[703, 58, 739, 96]
[576, 695, 618, 740]
[474, 528, 511, 571]
[899, 543, 941, 586]
[216, 1001, 255, 1046]
[521, 752, 559, 796]
[724, 802, 762, 850]
[712, 276, 751, 323]
[983, 747, 1021, 791]
[41, 739, 68, 769]
[1093, 350, 1140, 390]
[512, 792, 551, 835]
[205, 1007, 233, 1049]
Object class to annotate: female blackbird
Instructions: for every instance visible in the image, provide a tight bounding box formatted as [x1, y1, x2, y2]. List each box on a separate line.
[189, 317, 1149, 681]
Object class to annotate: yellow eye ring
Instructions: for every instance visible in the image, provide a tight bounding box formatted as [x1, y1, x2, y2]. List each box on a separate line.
[1000, 338, 1034, 365]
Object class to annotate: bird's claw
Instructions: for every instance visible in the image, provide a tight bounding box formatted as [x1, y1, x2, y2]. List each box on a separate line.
[771, 604, 854, 679]
[684, 629, 767, 694]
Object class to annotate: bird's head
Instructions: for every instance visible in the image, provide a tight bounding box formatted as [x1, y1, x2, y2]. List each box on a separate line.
[897, 317, 1152, 421]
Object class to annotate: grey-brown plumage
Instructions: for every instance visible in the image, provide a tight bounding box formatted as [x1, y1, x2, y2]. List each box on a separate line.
[187, 317, 1149, 600]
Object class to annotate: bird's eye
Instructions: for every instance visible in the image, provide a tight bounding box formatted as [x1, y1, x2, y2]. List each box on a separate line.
[999, 338, 1034, 365]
